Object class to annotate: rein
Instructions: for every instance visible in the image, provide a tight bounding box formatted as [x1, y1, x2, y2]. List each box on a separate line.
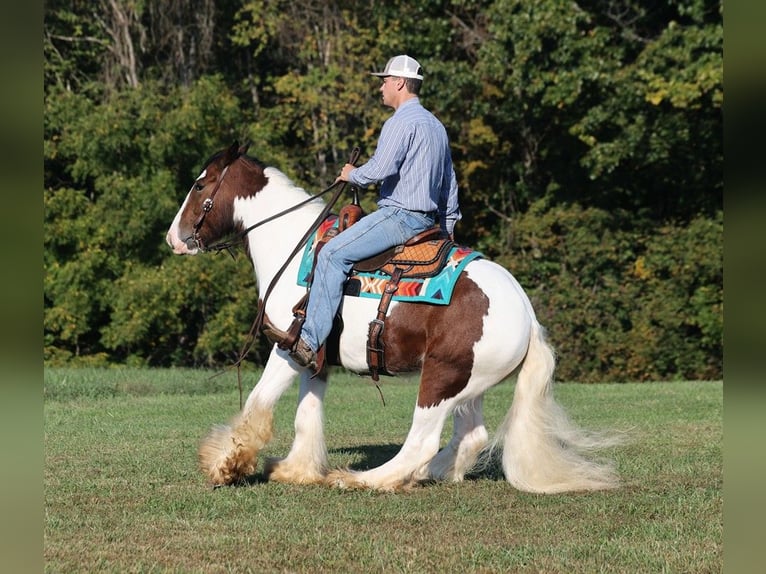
[204, 184, 339, 255]
[203, 148, 361, 407]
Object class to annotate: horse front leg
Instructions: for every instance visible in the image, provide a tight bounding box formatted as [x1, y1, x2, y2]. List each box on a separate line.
[265, 370, 329, 484]
[198, 347, 298, 486]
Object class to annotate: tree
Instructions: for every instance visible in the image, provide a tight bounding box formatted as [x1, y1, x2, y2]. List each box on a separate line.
[44, 77, 252, 365]
[44, 0, 723, 381]
[461, 0, 722, 255]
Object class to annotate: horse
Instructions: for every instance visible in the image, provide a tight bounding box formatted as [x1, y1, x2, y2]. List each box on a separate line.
[165, 141, 621, 493]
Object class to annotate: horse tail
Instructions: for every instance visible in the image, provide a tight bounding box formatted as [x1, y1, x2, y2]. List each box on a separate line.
[493, 320, 621, 493]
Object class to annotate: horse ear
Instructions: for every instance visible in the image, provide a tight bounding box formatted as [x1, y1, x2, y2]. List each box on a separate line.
[224, 141, 240, 163]
[238, 141, 251, 156]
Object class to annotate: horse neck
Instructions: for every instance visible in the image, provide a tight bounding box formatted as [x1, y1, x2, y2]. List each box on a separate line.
[235, 167, 325, 296]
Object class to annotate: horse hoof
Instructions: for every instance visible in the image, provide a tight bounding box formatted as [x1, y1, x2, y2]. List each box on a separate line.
[264, 457, 326, 485]
[325, 469, 359, 490]
[198, 424, 258, 485]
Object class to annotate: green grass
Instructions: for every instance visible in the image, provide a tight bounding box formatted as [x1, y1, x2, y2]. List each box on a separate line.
[44, 368, 722, 573]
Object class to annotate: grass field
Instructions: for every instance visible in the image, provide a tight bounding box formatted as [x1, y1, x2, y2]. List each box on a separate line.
[44, 368, 722, 573]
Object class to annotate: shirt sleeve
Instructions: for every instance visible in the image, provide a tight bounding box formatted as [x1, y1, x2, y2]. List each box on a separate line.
[440, 163, 461, 236]
[348, 119, 408, 187]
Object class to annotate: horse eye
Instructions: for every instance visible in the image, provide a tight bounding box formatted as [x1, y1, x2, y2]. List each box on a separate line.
[194, 182, 205, 192]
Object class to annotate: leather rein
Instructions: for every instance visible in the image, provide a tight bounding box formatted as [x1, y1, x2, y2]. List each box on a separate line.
[192, 148, 361, 407]
[189, 161, 337, 256]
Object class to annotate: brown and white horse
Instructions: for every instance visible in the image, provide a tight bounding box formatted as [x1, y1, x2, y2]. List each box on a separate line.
[166, 142, 620, 493]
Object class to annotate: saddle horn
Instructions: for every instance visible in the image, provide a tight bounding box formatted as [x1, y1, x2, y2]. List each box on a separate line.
[339, 147, 364, 231]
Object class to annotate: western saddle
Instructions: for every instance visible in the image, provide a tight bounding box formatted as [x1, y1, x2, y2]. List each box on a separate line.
[279, 204, 454, 381]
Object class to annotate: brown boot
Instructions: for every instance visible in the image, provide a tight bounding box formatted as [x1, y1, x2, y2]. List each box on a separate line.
[290, 338, 318, 372]
[261, 321, 318, 371]
[261, 321, 292, 349]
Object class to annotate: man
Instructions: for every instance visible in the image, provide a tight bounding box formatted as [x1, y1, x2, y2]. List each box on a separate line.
[266, 54, 461, 370]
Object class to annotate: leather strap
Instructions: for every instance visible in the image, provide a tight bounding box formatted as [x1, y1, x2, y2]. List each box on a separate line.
[367, 267, 403, 381]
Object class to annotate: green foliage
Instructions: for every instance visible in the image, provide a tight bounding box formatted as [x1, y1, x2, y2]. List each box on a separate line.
[100, 256, 262, 367]
[44, 0, 112, 96]
[504, 202, 722, 382]
[622, 212, 723, 380]
[569, 13, 722, 218]
[464, 0, 722, 245]
[43, 0, 722, 381]
[44, 77, 258, 365]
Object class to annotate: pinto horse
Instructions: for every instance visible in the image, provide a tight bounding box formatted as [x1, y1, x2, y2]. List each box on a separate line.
[166, 142, 620, 493]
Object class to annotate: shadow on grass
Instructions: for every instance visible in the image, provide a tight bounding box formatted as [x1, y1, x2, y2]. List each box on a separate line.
[212, 445, 408, 489]
[329, 443, 402, 469]
[214, 443, 506, 489]
[212, 474, 269, 489]
[330, 443, 507, 482]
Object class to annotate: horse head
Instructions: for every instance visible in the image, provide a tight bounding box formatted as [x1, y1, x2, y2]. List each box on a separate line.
[166, 141, 267, 254]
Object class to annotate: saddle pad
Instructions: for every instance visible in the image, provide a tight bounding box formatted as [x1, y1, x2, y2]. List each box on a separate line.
[296, 219, 483, 305]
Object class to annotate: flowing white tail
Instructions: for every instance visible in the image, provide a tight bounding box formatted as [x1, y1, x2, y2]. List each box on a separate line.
[495, 321, 621, 493]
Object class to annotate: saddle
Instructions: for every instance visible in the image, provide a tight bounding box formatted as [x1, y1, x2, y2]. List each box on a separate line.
[284, 211, 454, 381]
[353, 227, 453, 278]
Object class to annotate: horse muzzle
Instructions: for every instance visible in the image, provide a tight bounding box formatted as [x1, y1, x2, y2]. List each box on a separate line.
[166, 230, 200, 255]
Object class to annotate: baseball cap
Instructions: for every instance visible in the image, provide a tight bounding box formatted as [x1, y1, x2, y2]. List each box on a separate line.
[370, 55, 424, 80]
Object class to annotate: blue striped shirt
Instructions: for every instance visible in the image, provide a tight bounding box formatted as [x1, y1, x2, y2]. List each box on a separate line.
[348, 98, 462, 234]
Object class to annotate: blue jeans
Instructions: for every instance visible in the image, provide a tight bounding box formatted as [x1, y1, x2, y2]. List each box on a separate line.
[301, 206, 435, 352]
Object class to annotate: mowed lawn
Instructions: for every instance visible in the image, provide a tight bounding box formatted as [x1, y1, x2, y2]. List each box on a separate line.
[44, 368, 722, 573]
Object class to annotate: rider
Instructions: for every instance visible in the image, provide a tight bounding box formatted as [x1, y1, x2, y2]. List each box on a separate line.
[264, 54, 461, 370]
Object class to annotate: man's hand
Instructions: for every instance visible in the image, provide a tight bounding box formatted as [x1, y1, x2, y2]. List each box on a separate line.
[335, 163, 355, 184]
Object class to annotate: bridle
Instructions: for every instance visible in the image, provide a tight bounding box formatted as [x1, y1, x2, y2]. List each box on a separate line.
[189, 163, 232, 252]
[189, 149, 360, 256]
[187, 155, 346, 255]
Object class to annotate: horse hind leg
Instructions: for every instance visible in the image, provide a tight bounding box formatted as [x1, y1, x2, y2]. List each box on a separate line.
[326, 400, 453, 492]
[418, 396, 489, 482]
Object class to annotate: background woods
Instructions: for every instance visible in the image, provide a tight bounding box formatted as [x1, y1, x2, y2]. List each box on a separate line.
[44, 0, 722, 382]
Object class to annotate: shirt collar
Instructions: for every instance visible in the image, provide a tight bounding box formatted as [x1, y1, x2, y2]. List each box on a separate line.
[394, 97, 420, 114]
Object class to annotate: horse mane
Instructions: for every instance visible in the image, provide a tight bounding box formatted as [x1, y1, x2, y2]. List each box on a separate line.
[239, 154, 267, 171]
[201, 145, 267, 173]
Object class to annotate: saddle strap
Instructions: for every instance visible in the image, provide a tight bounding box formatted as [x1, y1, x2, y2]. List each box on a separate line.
[367, 267, 403, 381]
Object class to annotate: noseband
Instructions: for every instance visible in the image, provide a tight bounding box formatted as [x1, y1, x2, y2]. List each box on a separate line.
[189, 163, 231, 251]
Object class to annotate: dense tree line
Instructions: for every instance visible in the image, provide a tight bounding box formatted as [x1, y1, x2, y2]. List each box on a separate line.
[44, 0, 722, 382]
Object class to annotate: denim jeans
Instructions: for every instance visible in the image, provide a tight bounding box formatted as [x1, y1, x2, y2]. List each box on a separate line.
[300, 206, 435, 352]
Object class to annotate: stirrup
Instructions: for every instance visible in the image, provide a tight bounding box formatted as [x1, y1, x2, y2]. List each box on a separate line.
[261, 320, 294, 350]
[261, 320, 319, 373]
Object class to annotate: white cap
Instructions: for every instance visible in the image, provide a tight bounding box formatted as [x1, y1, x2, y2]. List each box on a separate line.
[370, 55, 424, 80]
